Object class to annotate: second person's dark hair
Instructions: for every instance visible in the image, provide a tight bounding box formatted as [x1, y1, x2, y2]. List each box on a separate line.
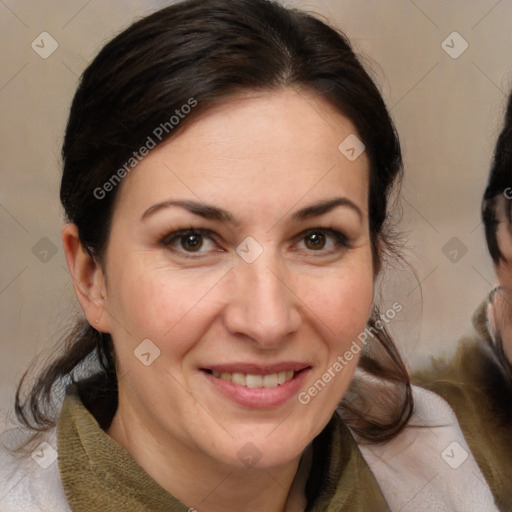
[483, 92, 512, 263]
[482, 91, 512, 382]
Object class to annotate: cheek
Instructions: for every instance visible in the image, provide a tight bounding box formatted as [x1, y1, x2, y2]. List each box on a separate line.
[305, 264, 374, 345]
[108, 259, 226, 350]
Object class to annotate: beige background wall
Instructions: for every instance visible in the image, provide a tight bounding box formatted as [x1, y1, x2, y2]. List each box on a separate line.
[1, 0, 510, 419]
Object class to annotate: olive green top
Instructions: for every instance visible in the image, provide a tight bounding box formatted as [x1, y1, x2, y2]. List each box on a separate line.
[56, 389, 390, 511]
[415, 299, 512, 512]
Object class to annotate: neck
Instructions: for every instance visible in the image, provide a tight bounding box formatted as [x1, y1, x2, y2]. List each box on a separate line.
[106, 398, 307, 512]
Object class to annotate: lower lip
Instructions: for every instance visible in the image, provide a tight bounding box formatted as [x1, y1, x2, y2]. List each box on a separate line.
[202, 369, 310, 408]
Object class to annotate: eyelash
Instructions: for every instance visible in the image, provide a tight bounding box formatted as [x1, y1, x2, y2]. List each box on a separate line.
[159, 226, 351, 258]
[294, 228, 351, 253]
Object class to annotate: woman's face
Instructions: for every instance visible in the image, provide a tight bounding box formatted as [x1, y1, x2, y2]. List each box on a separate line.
[99, 89, 374, 468]
[492, 202, 512, 362]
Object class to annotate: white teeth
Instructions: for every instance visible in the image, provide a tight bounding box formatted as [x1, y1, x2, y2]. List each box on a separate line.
[210, 370, 297, 388]
[246, 375, 263, 388]
[232, 373, 246, 386]
[263, 373, 278, 388]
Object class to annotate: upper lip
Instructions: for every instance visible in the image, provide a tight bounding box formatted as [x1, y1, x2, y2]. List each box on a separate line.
[202, 362, 311, 374]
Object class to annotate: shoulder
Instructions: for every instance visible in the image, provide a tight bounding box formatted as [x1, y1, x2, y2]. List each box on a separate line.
[414, 297, 511, 407]
[413, 328, 512, 510]
[415, 333, 503, 395]
[0, 428, 70, 512]
[357, 385, 499, 512]
[414, 329, 512, 440]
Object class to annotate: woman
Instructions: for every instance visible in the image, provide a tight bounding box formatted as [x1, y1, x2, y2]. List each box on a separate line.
[0, 1, 495, 510]
[416, 90, 512, 512]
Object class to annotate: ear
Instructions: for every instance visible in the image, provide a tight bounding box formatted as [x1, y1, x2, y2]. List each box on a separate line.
[61, 223, 110, 332]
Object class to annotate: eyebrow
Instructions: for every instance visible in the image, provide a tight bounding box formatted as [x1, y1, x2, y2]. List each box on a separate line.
[141, 197, 363, 223]
[142, 200, 234, 223]
[292, 197, 363, 222]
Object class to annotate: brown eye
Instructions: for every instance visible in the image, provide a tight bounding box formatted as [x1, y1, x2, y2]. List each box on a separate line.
[161, 228, 219, 257]
[305, 232, 326, 250]
[181, 233, 203, 251]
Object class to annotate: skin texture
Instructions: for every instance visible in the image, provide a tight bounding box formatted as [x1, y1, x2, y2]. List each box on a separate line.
[62, 88, 374, 512]
[489, 199, 512, 363]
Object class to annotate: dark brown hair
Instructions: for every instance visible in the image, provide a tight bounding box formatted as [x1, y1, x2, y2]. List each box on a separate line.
[483, 91, 512, 263]
[482, 91, 512, 380]
[15, 0, 412, 443]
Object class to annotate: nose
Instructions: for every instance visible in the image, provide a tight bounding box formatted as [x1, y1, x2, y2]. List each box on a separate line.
[223, 253, 301, 349]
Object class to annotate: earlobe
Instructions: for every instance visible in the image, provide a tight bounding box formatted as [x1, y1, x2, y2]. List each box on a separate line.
[61, 223, 110, 332]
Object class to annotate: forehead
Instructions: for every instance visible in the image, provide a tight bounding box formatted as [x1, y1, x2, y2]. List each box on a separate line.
[114, 88, 370, 220]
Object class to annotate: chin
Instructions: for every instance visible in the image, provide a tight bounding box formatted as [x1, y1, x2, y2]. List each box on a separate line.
[201, 417, 324, 470]
[225, 441, 304, 470]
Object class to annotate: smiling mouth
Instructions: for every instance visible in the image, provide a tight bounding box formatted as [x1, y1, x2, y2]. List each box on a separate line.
[204, 370, 298, 388]
[201, 365, 311, 408]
